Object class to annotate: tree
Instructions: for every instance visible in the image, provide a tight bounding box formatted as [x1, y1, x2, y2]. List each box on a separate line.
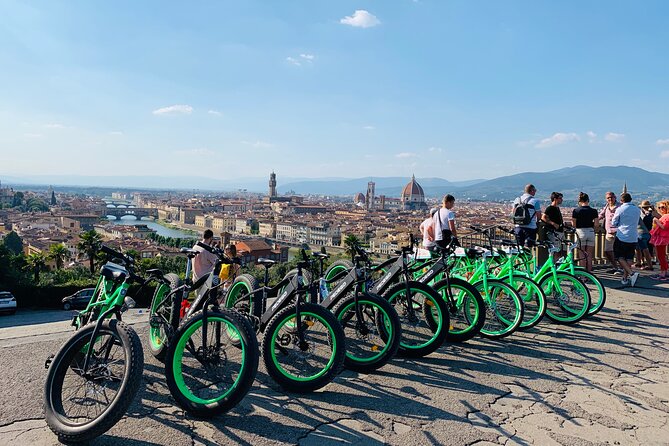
[3, 231, 23, 255]
[77, 230, 103, 273]
[25, 252, 47, 282]
[343, 234, 361, 259]
[50, 190, 56, 205]
[48, 243, 70, 269]
[12, 191, 24, 208]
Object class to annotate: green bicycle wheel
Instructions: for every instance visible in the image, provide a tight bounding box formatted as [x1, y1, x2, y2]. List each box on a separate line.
[332, 293, 401, 373]
[473, 279, 524, 339]
[262, 303, 345, 393]
[383, 281, 449, 357]
[538, 272, 591, 325]
[165, 308, 259, 417]
[148, 273, 181, 362]
[431, 277, 485, 343]
[570, 269, 606, 316]
[505, 275, 546, 330]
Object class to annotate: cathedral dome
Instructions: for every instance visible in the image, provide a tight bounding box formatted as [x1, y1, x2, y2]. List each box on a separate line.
[400, 175, 427, 210]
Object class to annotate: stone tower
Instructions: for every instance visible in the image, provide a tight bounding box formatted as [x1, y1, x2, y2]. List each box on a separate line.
[366, 181, 375, 211]
[269, 171, 277, 198]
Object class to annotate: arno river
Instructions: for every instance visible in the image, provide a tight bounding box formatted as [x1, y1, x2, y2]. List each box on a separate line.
[107, 216, 196, 239]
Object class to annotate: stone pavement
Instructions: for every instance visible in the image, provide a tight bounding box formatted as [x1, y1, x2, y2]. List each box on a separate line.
[0, 267, 667, 445]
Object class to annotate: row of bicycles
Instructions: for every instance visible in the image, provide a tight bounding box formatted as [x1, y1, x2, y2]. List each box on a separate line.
[42, 225, 605, 443]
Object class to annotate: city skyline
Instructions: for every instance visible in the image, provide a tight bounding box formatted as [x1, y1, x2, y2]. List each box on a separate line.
[1, 1, 668, 180]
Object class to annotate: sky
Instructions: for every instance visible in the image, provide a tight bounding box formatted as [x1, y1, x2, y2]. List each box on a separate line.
[1, 0, 668, 184]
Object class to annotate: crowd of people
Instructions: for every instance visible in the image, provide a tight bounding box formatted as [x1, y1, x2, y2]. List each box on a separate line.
[419, 184, 669, 288]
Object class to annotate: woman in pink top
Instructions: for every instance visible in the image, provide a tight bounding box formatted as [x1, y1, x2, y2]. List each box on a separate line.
[650, 201, 669, 280]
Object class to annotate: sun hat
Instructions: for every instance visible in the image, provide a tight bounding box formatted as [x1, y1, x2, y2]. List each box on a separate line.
[640, 200, 652, 209]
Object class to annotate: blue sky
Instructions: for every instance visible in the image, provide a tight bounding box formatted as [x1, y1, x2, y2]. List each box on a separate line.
[1, 0, 668, 183]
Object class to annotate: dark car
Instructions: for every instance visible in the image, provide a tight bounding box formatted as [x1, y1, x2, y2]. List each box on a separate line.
[62, 288, 95, 311]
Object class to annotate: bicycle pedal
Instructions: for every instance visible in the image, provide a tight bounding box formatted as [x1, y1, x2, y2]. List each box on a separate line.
[45, 354, 54, 370]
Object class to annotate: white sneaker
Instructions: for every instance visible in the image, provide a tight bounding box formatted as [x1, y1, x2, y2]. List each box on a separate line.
[630, 272, 640, 287]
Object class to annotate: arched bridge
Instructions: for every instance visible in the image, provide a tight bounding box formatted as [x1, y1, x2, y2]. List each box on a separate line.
[106, 208, 158, 220]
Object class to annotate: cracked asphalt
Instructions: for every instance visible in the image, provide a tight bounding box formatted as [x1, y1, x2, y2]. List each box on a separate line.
[1, 268, 668, 445]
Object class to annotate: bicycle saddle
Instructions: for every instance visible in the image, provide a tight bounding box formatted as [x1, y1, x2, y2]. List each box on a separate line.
[257, 258, 276, 267]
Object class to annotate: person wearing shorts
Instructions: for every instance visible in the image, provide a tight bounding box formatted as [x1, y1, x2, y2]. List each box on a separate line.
[612, 193, 641, 287]
[599, 192, 621, 273]
[571, 192, 599, 272]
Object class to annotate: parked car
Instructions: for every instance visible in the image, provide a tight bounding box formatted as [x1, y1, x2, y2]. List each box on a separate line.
[62, 288, 95, 311]
[0, 291, 17, 315]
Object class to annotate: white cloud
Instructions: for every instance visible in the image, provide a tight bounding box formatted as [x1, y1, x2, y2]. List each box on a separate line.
[152, 104, 193, 115]
[605, 132, 625, 142]
[300, 54, 315, 61]
[241, 140, 274, 149]
[656, 138, 669, 146]
[428, 147, 443, 153]
[45, 123, 66, 129]
[395, 152, 417, 159]
[340, 10, 381, 28]
[660, 150, 669, 159]
[208, 110, 223, 116]
[174, 148, 214, 156]
[363, 125, 375, 130]
[586, 130, 597, 142]
[286, 57, 301, 66]
[535, 132, 580, 149]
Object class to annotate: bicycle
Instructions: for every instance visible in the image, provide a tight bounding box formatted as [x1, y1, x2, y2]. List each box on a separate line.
[160, 244, 259, 417]
[310, 247, 401, 372]
[43, 245, 148, 443]
[226, 255, 345, 393]
[344, 236, 450, 357]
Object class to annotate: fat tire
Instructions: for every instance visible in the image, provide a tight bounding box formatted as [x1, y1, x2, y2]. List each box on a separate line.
[432, 277, 486, 343]
[332, 292, 401, 373]
[149, 273, 182, 362]
[44, 320, 143, 444]
[164, 308, 259, 417]
[261, 303, 345, 393]
[383, 281, 449, 357]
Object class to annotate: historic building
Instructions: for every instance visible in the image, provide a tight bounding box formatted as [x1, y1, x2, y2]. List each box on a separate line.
[400, 175, 428, 211]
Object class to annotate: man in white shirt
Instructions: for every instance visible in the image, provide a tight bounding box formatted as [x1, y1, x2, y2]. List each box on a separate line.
[434, 194, 457, 247]
[420, 208, 439, 249]
[512, 184, 542, 247]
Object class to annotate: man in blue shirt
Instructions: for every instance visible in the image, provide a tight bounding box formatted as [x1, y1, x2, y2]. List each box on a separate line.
[612, 193, 641, 287]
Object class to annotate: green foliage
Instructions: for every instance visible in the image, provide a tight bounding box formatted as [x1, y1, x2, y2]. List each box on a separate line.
[343, 234, 361, 259]
[146, 233, 194, 249]
[48, 243, 70, 269]
[3, 231, 23, 255]
[12, 191, 24, 207]
[25, 252, 47, 282]
[24, 197, 48, 212]
[77, 230, 103, 273]
[136, 255, 187, 278]
[37, 267, 95, 287]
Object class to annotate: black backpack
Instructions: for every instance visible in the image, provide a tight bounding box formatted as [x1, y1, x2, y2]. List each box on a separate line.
[512, 196, 534, 226]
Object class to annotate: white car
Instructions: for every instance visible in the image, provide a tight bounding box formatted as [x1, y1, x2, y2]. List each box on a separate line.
[0, 292, 17, 315]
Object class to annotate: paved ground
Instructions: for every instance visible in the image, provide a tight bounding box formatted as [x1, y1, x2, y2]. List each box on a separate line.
[0, 268, 667, 445]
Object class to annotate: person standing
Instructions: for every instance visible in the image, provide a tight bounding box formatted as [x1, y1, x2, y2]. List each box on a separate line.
[434, 194, 457, 248]
[571, 192, 600, 272]
[540, 191, 564, 262]
[420, 208, 439, 250]
[512, 184, 541, 247]
[599, 191, 621, 273]
[192, 229, 218, 281]
[650, 201, 669, 281]
[634, 201, 653, 270]
[611, 193, 641, 286]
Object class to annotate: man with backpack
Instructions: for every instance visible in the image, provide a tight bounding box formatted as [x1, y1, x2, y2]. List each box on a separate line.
[434, 194, 458, 248]
[512, 184, 542, 247]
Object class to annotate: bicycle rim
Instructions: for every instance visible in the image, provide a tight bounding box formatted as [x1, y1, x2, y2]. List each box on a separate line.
[269, 311, 338, 382]
[541, 274, 590, 323]
[508, 276, 545, 329]
[477, 282, 522, 337]
[172, 315, 247, 404]
[336, 299, 394, 363]
[388, 287, 443, 350]
[440, 284, 481, 336]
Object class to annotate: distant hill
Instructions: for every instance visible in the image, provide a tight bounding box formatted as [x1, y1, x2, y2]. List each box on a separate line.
[456, 166, 669, 203]
[3, 166, 667, 204]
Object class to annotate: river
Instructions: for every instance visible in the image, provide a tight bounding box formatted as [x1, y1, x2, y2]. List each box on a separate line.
[107, 216, 197, 239]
